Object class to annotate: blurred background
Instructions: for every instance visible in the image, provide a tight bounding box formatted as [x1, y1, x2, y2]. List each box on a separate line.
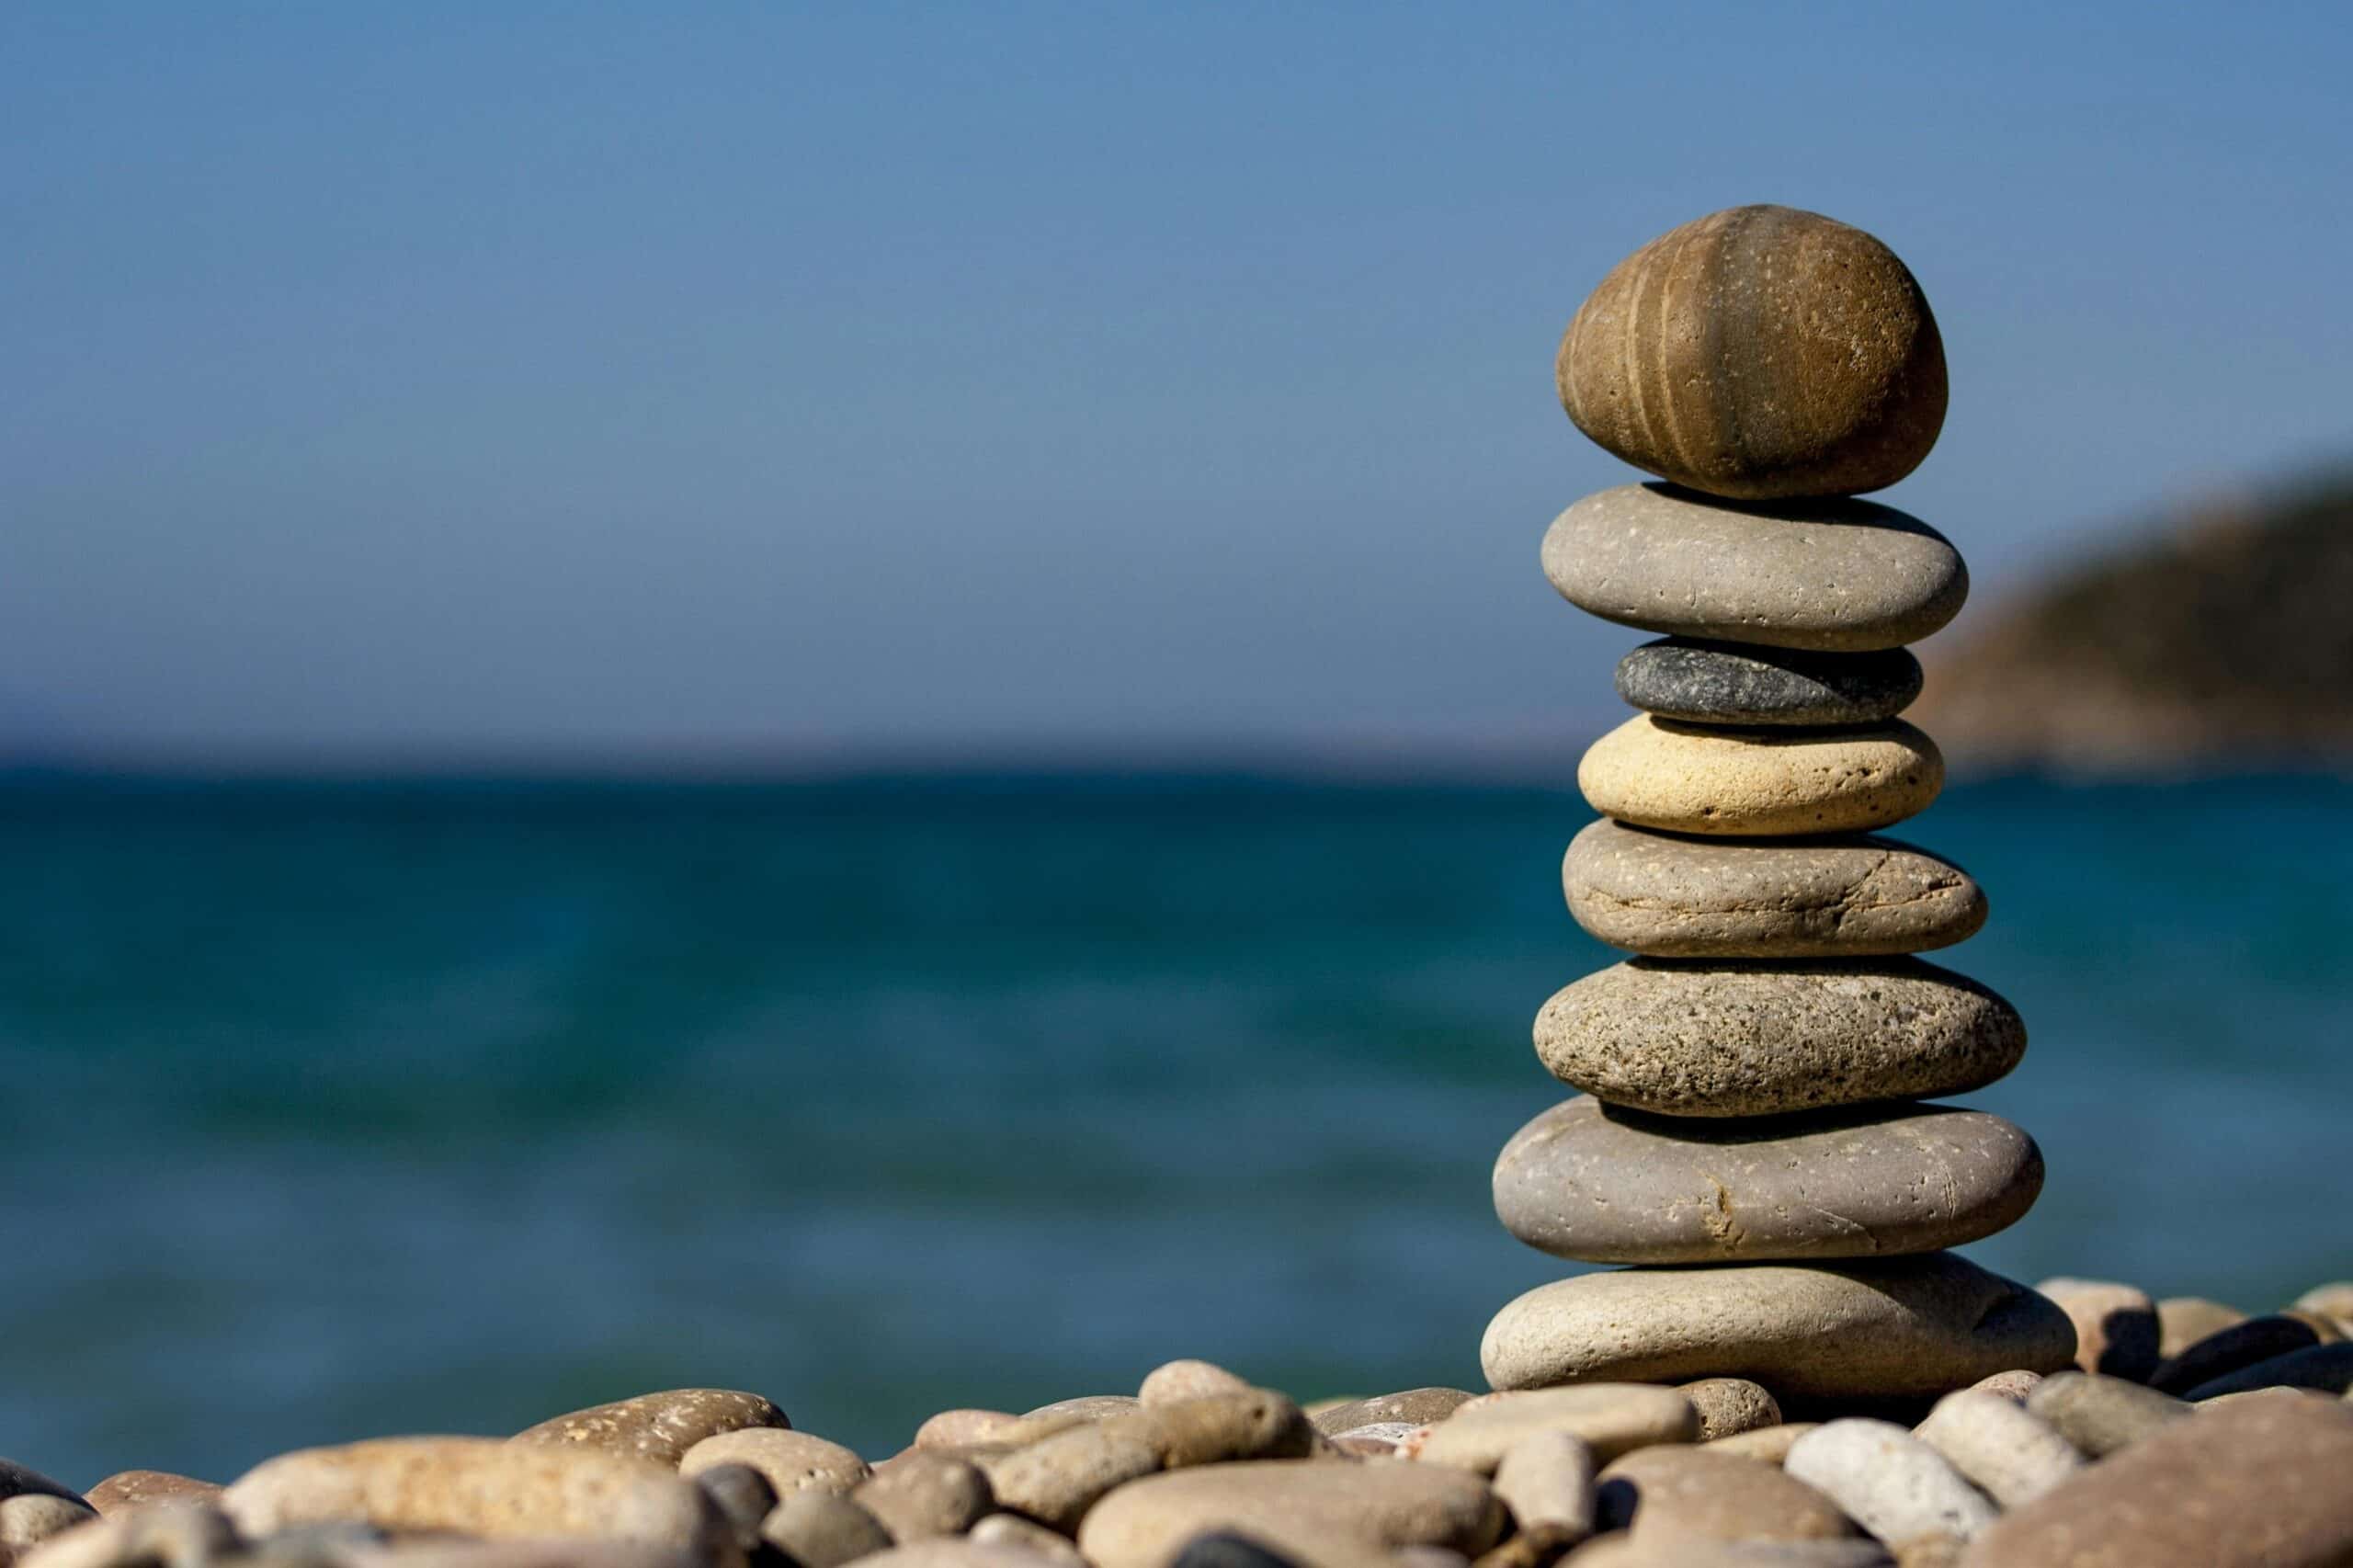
[5, 3, 2349, 1486]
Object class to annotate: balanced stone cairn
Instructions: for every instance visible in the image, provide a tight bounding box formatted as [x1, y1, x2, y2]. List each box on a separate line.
[1483, 205, 2079, 1406]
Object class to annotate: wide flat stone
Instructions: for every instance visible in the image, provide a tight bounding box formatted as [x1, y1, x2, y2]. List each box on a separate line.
[510, 1389, 787, 1466]
[1074, 1461, 1506, 1568]
[1563, 820, 1984, 958]
[1557, 206, 1947, 500]
[1494, 1096, 2042, 1264]
[1542, 484, 1966, 653]
[1597, 1446, 1858, 1547]
[1959, 1392, 2353, 1567]
[1482, 1253, 2075, 1400]
[1532, 958, 2029, 1118]
[1617, 639, 1924, 726]
[1579, 716, 1944, 837]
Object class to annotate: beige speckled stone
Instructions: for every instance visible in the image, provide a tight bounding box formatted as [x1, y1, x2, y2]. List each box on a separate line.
[1597, 1446, 1858, 1547]
[1911, 1391, 2082, 1507]
[1138, 1360, 1254, 1407]
[914, 1411, 1021, 1450]
[1959, 1392, 2353, 1567]
[17, 1502, 238, 1568]
[2034, 1278, 2160, 1382]
[1483, 1254, 2075, 1399]
[1493, 1429, 1597, 1540]
[2292, 1282, 2353, 1331]
[1415, 1386, 1699, 1473]
[1022, 1396, 1137, 1422]
[1964, 1369, 2043, 1403]
[1579, 716, 1943, 837]
[222, 1437, 720, 1550]
[2022, 1372, 2189, 1457]
[81, 1472, 222, 1520]
[2156, 1297, 2247, 1358]
[1495, 1096, 2041, 1262]
[852, 1453, 992, 1541]
[1557, 206, 1947, 500]
[1312, 1390, 1473, 1437]
[1076, 1462, 1505, 1568]
[977, 1426, 1158, 1534]
[679, 1428, 870, 1498]
[1784, 1421, 1995, 1544]
[762, 1492, 893, 1568]
[510, 1389, 787, 1467]
[1563, 821, 1984, 959]
[1532, 960, 2028, 1119]
[1677, 1381, 1783, 1442]
[969, 1513, 1087, 1564]
[1543, 487, 1965, 653]
[1704, 1424, 1821, 1465]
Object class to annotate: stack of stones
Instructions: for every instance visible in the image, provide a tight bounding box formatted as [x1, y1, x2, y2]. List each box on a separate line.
[1482, 205, 2077, 1407]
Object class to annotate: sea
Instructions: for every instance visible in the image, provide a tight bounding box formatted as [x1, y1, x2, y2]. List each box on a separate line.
[3, 771, 2347, 1487]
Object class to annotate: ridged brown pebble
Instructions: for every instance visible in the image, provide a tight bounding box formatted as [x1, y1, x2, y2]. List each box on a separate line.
[1616, 639, 1925, 728]
[1495, 1097, 2040, 1263]
[1532, 959, 2028, 1118]
[1312, 1389, 1473, 1436]
[1563, 821, 1985, 959]
[1482, 1252, 2075, 1399]
[82, 1471, 222, 1519]
[1542, 485, 1967, 653]
[1558, 205, 1948, 499]
[1577, 716, 1945, 838]
[509, 1389, 788, 1467]
[679, 1428, 870, 1497]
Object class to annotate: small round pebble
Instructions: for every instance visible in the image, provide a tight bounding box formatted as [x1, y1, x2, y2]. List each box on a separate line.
[851, 1452, 993, 1541]
[1617, 639, 1926, 727]
[1139, 1360, 1255, 1407]
[2034, 1277, 2160, 1382]
[1677, 1380, 1784, 1442]
[679, 1428, 870, 1498]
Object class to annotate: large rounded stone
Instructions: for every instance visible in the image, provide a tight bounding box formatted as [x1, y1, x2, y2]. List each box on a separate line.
[1617, 639, 1924, 727]
[510, 1389, 787, 1466]
[1563, 821, 1984, 958]
[1557, 206, 1948, 499]
[1542, 485, 1966, 653]
[1494, 1096, 2041, 1263]
[1959, 1392, 2353, 1567]
[1579, 715, 1944, 836]
[1482, 1254, 2075, 1400]
[1532, 959, 2028, 1118]
[1074, 1461, 1505, 1568]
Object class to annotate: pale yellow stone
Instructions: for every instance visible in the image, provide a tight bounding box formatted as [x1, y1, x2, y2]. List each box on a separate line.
[1579, 715, 1942, 836]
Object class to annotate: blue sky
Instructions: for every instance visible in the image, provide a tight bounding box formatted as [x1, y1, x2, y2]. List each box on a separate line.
[6, 3, 2348, 767]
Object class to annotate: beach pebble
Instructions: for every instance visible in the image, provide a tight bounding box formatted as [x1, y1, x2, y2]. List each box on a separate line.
[81, 1473, 222, 1520]
[1491, 1430, 1596, 1540]
[2154, 1297, 2246, 1358]
[1597, 1447, 1855, 1547]
[1578, 717, 1945, 838]
[1483, 1253, 2075, 1399]
[2150, 1313, 2329, 1394]
[1312, 1391, 1473, 1437]
[853, 1453, 993, 1541]
[761, 1491, 894, 1568]
[2023, 1371, 2189, 1456]
[1565, 1543, 1894, 1568]
[1964, 1369, 2042, 1403]
[1562, 821, 1983, 960]
[2284, 1308, 2347, 1343]
[1557, 205, 1947, 500]
[222, 1437, 720, 1550]
[849, 1542, 1084, 1568]
[1785, 1421, 1995, 1544]
[1495, 1096, 2040, 1262]
[1959, 1390, 2353, 1566]
[686, 1461, 776, 1550]
[970, 1513, 1088, 1563]
[1332, 1423, 1424, 1447]
[507, 1388, 786, 1467]
[1, 1495, 99, 1550]
[1677, 1381, 1784, 1442]
[1076, 1462, 1506, 1568]
[1532, 960, 2027, 1119]
[17, 1502, 238, 1568]
[915, 1411, 1023, 1450]
[1414, 1385, 1698, 1472]
[1166, 1538, 1301, 1568]
[1024, 1396, 1139, 1421]
[1911, 1391, 2082, 1507]
[980, 1426, 1161, 1533]
[1542, 487, 1965, 653]
[2292, 1281, 2353, 1330]
[1120, 1392, 1317, 1468]
[0, 1464, 86, 1513]
[331, 1542, 703, 1568]
[1703, 1425, 1821, 1466]
[679, 1427, 870, 1497]
[1616, 639, 1925, 729]
[2183, 1341, 2353, 1400]
[2033, 1278, 2160, 1382]
[1140, 1361, 1256, 1406]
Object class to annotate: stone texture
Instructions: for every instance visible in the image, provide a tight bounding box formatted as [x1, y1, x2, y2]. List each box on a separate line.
[1415, 1386, 1699, 1472]
[915, 1411, 1022, 1450]
[1075, 1462, 1506, 1568]
[1311, 1390, 1473, 1437]
[1532, 960, 2028, 1119]
[1023, 1396, 1138, 1421]
[2023, 1372, 2189, 1457]
[17, 1502, 238, 1568]
[2293, 1282, 2353, 1330]
[82, 1472, 222, 1519]
[1138, 1360, 1254, 1406]
[2035, 1278, 2161, 1382]
[1616, 639, 1926, 728]
[979, 1426, 1160, 1534]
[1557, 205, 1948, 500]
[1483, 1253, 2075, 1400]
[509, 1389, 787, 1467]
[1563, 821, 1984, 959]
[1784, 1421, 1995, 1544]
[1492, 1429, 1597, 1540]
[221, 1437, 720, 1550]
[1597, 1446, 1857, 1547]
[2184, 1342, 2353, 1401]
[1704, 1425, 1821, 1465]
[761, 1492, 894, 1568]
[2152, 1314, 2331, 1394]
[1495, 1096, 2040, 1262]
[1911, 1391, 2082, 1507]
[1678, 1380, 1783, 1442]
[1, 1495, 98, 1550]
[1565, 1543, 1893, 1568]
[678, 1428, 870, 1497]
[1542, 486, 1966, 653]
[1965, 1369, 2043, 1403]
[1960, 1391, 2353, 1567]
[2156, 1298, 2247, 1358]
[970, 1513, 1088, 1564]
[852, 1453, 993, 1541]
[1578, 716, 1945, 837]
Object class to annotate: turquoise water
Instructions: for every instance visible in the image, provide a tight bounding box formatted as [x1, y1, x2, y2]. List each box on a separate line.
[3, 773, 2347, 1486]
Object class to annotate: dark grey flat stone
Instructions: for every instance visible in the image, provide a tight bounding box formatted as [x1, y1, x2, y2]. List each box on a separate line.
[1617, 637, 1924, 726]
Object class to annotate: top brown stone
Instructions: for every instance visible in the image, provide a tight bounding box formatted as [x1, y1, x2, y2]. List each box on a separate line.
[1559, 205, 1948, 498]
[510, 1388, 789, 1466]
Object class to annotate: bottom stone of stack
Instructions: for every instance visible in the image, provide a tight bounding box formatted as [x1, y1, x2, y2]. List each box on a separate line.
[1481, 1253, 2075, 1400]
